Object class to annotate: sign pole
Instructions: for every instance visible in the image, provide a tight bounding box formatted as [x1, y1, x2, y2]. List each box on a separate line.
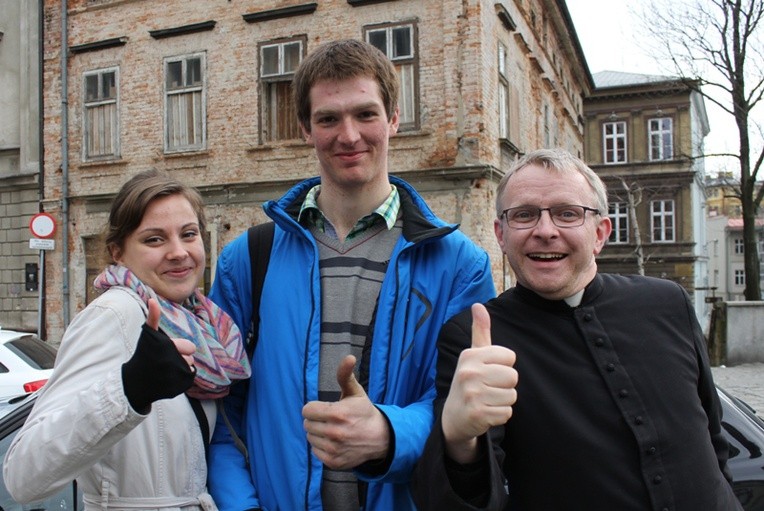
[38, 250, 44, 339]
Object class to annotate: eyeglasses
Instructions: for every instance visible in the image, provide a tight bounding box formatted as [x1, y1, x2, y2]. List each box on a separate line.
[500, 205, 600, 229]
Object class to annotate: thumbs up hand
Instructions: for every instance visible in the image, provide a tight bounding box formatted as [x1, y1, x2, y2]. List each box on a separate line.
[302, 355, 390, 470]
[146, 298, 196, 368]
[336, 353, 365, 400]
[121, 298, 197, 413]
[441, 303, 517, 464]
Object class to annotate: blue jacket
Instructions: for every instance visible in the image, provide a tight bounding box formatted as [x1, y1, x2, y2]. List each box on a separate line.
[208, 176, 496, 511]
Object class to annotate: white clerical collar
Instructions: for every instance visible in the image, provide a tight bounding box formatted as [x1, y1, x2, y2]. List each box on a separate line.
[564, 289, 586, 307]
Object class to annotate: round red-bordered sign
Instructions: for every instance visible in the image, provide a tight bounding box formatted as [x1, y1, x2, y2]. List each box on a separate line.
[29, 212, 57, 239]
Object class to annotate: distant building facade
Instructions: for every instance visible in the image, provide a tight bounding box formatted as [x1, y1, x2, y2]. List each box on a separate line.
[707, 216, 764, 301]
[705, 172, 743, 218]
[0, 0, 42, 332]
[39, 0, 592, 341]
[583, 71, 710, 320]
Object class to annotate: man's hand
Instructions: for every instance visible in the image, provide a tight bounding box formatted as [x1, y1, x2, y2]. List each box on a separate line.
[302, 355, 390, 470]
[441, 303, 517, 464]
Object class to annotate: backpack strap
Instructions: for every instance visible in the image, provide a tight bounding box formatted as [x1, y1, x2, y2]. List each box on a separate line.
[218, 221, 274, 466]
[245, 221, 275, 359]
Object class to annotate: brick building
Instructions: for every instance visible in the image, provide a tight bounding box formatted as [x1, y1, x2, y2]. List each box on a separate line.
[0, 0, 42, 332]
[583, 70, 710, 320]
[39, 0, 591, 342]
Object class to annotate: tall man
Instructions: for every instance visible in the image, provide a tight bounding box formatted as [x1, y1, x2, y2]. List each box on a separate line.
[207, 39, 495, 511]
[412, 148, 742, 511]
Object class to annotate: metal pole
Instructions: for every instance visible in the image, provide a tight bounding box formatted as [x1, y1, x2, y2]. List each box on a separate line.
[37, 250, 44, 338]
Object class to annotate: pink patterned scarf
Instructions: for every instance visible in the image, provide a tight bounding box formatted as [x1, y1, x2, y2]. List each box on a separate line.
[94, 264, 251, 399]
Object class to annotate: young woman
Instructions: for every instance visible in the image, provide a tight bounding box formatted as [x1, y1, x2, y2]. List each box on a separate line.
[3, 169, 250, 510]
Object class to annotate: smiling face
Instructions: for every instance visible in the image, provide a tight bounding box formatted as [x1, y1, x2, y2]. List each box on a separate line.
[494, 163, 611, 300]
[301, 76, 399, 194]
[110, 194, 205, 303]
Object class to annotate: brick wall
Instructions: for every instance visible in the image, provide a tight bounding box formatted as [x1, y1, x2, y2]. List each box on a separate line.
[41, 0, 589, 340]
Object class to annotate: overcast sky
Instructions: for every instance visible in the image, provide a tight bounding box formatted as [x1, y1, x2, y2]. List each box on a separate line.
[566, 0, 737, 176]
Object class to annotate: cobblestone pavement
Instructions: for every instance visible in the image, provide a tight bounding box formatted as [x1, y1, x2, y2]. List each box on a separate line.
[711, 363, 764, 418]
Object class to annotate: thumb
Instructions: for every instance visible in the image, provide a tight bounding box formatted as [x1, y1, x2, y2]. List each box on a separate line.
[146, 298, 161, 331]
[336, 355, 364, 399]
[471, 303, 492, 349]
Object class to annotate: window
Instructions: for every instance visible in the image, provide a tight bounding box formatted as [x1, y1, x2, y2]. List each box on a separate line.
[543, 104, 551, 147]
[603, 121, 627, 164]
[734, 237, 744, 255]
[734, 269, 745, 286]
[651, 199, 675, 242]
[608, 203, 629, 244]
[83, 68, 119, 160]
[260, 38, 304, 142]
[649, 117, 673, 160]
[498, 43, 510, 140]
[164, 53, 206, 152]
[366, 23, 418, 128]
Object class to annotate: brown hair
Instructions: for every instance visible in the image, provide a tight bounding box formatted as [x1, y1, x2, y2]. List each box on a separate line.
[292, 38, 400, 131]
[105, 169, 206, 261]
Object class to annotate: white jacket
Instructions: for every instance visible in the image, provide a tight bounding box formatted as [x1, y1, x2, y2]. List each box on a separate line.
[3, 287, 217, 510]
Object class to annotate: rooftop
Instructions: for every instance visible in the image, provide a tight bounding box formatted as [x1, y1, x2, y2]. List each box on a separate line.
[593, 70, 679, 89]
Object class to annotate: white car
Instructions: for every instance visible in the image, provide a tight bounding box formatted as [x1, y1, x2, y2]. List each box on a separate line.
[0, 328, 56, 399]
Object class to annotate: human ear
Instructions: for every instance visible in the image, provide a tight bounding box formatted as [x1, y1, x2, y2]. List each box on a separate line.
[593, 216, 612, 254]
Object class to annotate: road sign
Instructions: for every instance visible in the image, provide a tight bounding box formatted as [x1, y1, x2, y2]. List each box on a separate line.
[29, 238, 55, 251]
[29, 212, 57, 239]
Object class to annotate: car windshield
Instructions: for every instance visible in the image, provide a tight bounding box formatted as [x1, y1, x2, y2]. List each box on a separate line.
[5, 336, 56, 370]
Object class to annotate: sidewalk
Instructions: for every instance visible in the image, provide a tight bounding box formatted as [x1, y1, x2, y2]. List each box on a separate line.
[711, 363, 764, 418]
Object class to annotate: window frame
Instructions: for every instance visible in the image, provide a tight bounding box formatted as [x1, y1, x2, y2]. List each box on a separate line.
[648, 116, 673, 161]
[650, 199, 675, 243]
[82, 67, 120, 161]
[734, 237, 744, 255]
[608, 202, 629, 244]
[163, 52, 207, 153]
[603, 120, 627, 164]
[258, 36, 306, 143]
[365, 21, 419, 131]
[498, 42, 510, 140]
[734, 268, 745, 286]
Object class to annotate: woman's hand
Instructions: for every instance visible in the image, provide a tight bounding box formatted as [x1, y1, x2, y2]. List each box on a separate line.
[145, 298, 196, 370]
[121, 298, 197, 413]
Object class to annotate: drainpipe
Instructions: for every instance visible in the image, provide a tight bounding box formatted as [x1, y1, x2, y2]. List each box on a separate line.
[38, 0, 46, 340]
[61, 0, 70, 326]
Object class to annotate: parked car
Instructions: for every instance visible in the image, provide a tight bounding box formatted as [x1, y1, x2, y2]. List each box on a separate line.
[0, 394, 81, 511]
[0, 328, 56, 400]
[719, 386, 764, 511]
[0, 386, 761, 510]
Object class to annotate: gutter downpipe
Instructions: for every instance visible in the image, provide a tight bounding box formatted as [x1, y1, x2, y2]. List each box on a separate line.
[61, 0, 70, 326]
[38, 0, 46, 340]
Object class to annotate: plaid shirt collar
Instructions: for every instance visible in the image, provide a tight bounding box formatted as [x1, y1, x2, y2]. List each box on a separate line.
[298, 184, 400, 240]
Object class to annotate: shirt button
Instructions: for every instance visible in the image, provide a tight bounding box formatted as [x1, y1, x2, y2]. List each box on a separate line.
[594, 337, 604, 347]
[584, 313, 593, 321]
[634, 416, 644, 425]
[619, 389, 629, 398]
[647, 446, 657, 455]
[605, 363, 615, 372]
[653, 475, 663, 484]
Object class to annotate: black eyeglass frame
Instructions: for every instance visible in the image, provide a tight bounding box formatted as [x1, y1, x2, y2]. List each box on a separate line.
[499, 205, 601, 229]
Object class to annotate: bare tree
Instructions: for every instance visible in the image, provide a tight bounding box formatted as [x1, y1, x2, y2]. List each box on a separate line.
[618, 178, 646, 276]
[643, 0, 764, 299]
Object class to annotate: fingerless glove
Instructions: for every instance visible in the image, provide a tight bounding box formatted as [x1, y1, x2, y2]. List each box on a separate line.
[122, 324, 195, 413]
